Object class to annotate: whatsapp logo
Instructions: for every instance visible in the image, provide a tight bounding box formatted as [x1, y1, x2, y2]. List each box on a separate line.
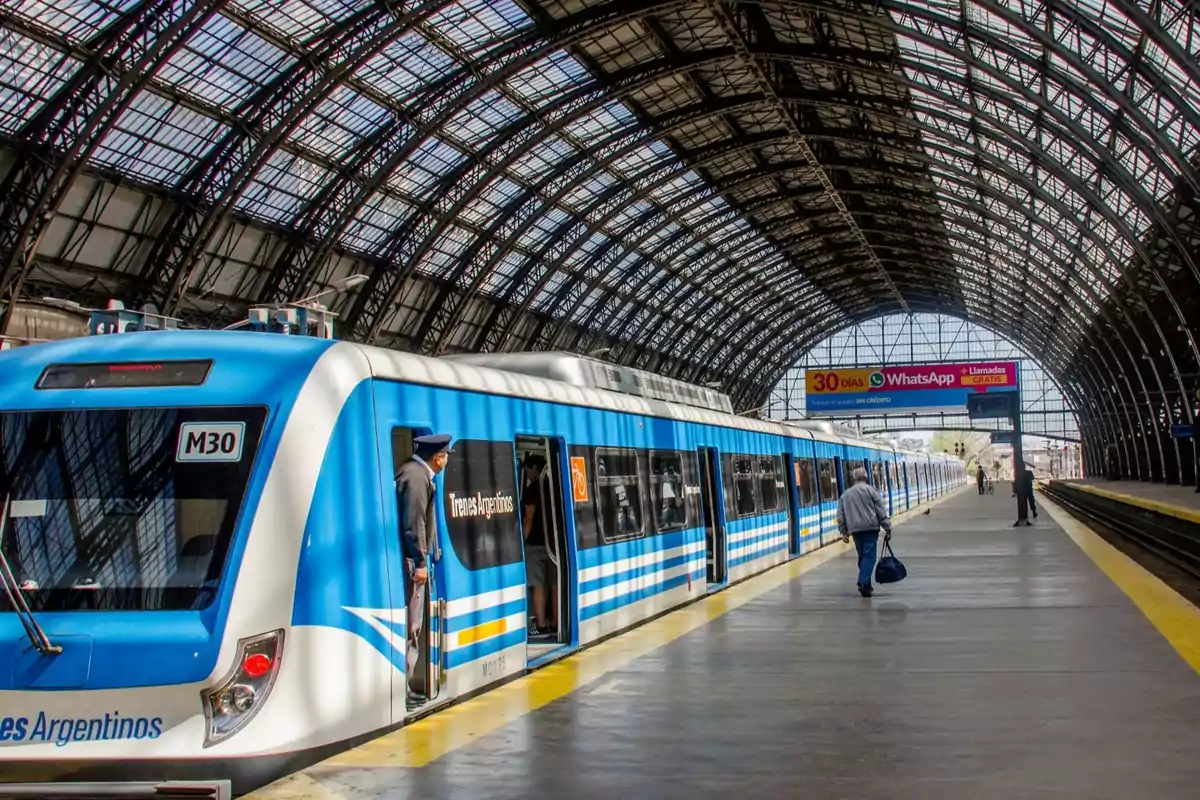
[868, 371, 885, 388]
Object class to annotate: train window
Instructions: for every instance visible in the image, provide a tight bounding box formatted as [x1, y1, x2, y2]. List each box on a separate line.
[842, 459, 858, 490]
[723, 454, 758, 518]
[795, 458, 818, 507]
[569, 445, 601, 550]
[651, 450, 689, 532]
[0, 406, 267, 612]
[757, 457, 782, 513]
[439, 439, 523, 571]
[391, 428, 415, 473]
[595, 448, 644, 542]
[870, 461, 885, 489]
[816, 458, 837, 502]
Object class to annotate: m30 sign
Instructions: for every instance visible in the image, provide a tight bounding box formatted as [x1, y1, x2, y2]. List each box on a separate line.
[804, 361, 1020, 415]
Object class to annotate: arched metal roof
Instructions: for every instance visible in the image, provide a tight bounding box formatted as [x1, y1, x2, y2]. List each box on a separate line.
[0, 0, 1198, 450]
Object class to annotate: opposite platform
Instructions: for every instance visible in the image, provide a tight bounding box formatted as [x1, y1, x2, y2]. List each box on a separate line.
[250, 485, 1200, 800]
[1059, 477, 1200, 524]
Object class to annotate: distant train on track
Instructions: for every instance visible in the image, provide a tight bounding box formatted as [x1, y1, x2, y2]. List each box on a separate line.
[0, 322, 965, 794]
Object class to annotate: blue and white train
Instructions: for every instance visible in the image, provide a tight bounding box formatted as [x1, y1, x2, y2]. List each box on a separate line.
[0, 328, 965, 793]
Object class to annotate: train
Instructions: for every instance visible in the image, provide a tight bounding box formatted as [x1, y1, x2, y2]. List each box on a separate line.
[0, 327, 965, 794]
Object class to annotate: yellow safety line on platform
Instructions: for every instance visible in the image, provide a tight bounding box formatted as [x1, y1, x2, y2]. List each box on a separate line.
[1058, 481, 1200, 526]
[245, 487, 967, 798]
[1041, 496, 1200, 675]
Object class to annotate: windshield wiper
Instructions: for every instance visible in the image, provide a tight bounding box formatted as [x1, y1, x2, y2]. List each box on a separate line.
[0, 494, 62, 655]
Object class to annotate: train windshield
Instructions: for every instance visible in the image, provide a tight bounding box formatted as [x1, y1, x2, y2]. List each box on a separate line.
[0, 406, 267, 612]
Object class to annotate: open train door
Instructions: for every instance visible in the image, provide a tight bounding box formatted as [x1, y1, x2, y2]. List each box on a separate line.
[782, 452, 801, 556]
[516, 435, 574, 664]
[697, 447, 726, 586]
[389, 426, 446, 717]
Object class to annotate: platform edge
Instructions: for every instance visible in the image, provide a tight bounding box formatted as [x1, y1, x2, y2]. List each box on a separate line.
[1053, 480, 1200, 526]
[1040, 495, 1200, 675]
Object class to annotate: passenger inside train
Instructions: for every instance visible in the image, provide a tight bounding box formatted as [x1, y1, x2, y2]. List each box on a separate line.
[516, 437, 566, 654]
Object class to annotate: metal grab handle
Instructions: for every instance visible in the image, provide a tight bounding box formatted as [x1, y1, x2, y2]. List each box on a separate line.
[437, 597, 447, 690]
[545, 455, 563, 567]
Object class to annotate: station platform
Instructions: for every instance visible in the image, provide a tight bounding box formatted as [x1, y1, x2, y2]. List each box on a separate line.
[1053, 477, 1200, 525]
[248, 486, 1200, 800]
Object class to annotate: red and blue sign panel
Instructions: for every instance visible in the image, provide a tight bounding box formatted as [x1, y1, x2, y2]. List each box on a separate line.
[804, 361, 1020, 415]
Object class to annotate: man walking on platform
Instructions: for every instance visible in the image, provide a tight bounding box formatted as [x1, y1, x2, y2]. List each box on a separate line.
[838, 467, 893, 597]
[396, 433, 454, 710]
[976, 464, 986, 495]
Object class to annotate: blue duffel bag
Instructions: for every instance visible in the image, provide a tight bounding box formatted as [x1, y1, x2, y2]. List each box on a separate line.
[874, 540, 907, 584]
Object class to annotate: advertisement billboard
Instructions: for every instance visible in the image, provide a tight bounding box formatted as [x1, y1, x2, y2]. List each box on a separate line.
[804, 361, 1020, 415]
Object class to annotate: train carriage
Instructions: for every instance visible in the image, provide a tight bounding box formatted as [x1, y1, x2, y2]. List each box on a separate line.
[0, 330, 965, 795]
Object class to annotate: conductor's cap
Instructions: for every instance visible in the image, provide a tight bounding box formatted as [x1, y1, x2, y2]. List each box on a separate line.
[414, 433, 454, 456]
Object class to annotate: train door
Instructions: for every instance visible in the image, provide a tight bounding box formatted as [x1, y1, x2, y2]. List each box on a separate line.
[515, 435, 573, 661]
[697, 447, 726, 585]
[390, 426, 446, 713]
[782, 452, 800, 556]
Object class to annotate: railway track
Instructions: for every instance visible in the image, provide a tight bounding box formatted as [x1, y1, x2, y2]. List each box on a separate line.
[1041, 482, 1200, 583]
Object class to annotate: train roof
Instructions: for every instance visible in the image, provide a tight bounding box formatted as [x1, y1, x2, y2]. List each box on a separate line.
[442, 351, 734, 414]
[0, 331, 959, 464]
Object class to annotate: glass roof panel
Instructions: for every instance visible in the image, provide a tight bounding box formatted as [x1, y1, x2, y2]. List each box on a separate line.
[0, 28, 79, 133]
[231, 0, 362, 40]
[290, 85, 393, 160]
[506, 51, 591, 106]
[388, 136, 469, 198]
[358, 30, 457, 99]
[9, 0, 141, 41]
[427, 0, 531, 54]
[417, 223, 475, 279]
[442, 89, 525, 149]
[92, 91, 229, 184]
[342, 192, 414, 253]
[155, 14, 295, 112]
[238, 150, 333, 223]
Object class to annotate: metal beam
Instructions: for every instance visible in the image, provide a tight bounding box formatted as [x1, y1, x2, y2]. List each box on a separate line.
[0, 0, 225, 332]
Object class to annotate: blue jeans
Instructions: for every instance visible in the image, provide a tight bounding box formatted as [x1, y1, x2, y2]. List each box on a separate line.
[852, 531, 879, 586]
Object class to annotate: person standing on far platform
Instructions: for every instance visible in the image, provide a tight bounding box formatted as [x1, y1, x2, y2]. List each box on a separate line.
[976, 464, 986, 495]
[396, 433, 454, 710]
[1018, 464, 1038, 519]
[838, 467, 893, 598]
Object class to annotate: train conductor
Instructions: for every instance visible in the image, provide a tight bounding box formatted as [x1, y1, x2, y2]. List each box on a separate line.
[397, 433, 453, 709]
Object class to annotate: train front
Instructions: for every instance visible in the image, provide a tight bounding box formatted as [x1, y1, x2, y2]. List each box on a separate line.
[0, 330, 342, 792]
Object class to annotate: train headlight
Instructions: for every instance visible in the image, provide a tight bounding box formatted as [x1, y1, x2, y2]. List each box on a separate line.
[219, 684, 257, 715]
[201, 629, 284, 748]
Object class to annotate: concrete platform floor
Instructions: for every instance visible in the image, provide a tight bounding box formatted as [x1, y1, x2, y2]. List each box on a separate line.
[1064, 476, 1200, 518]
[253, 487, 1200, 800]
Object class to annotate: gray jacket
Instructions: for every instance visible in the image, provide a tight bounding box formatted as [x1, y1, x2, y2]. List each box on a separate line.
[837, 482, 892, 536]
[396, 458, 436, 567]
